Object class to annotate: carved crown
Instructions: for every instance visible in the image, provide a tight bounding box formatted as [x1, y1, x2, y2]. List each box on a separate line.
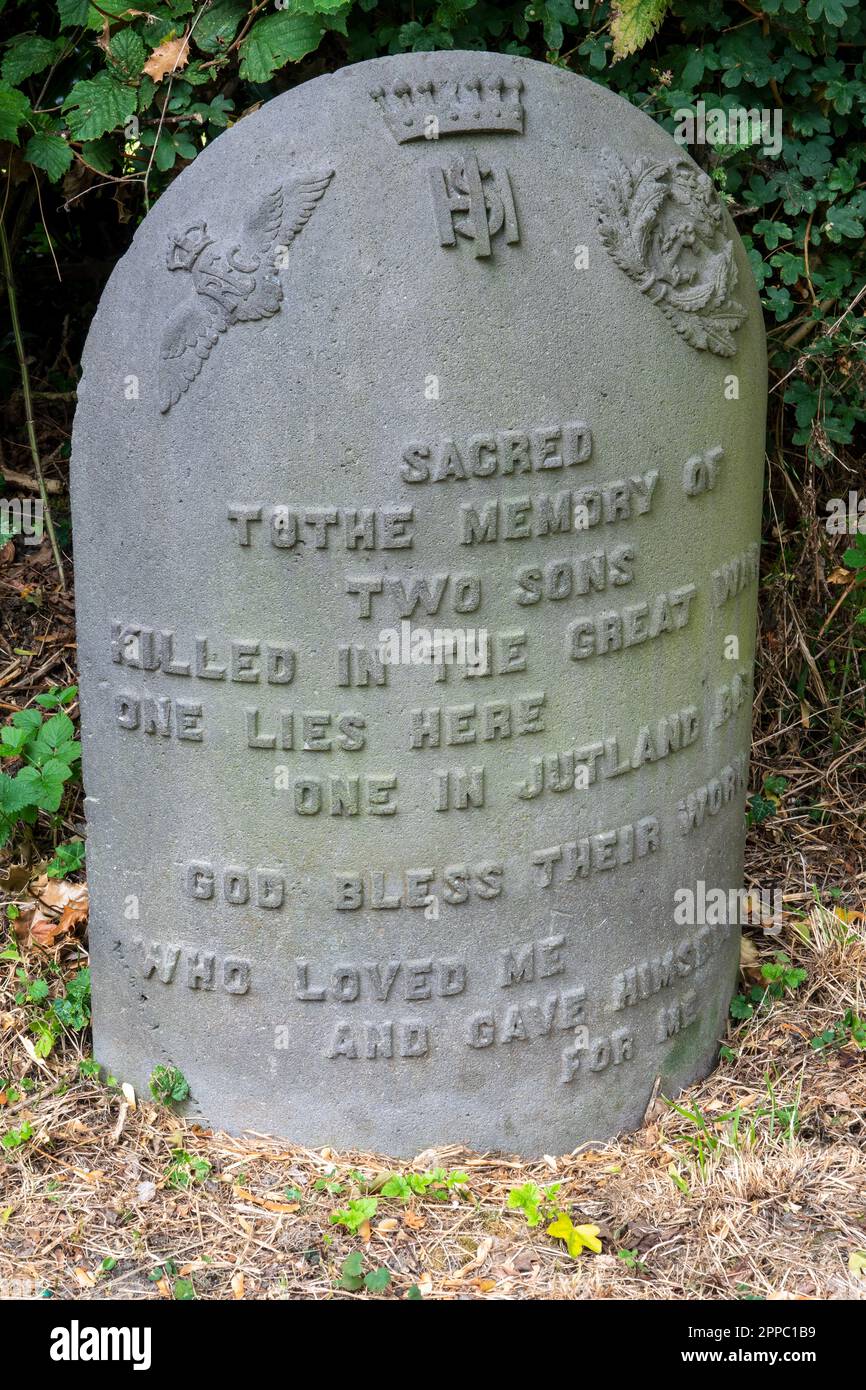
[166, 221, 213, 272]
[370, 75, 524, 143]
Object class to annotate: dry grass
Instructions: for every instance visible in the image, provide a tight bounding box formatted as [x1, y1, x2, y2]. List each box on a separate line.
[1, 290, 864, 1302]
[1, 891, 864, 1301]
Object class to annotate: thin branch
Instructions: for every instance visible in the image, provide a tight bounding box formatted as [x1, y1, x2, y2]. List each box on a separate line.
[0, 220, 66, 590]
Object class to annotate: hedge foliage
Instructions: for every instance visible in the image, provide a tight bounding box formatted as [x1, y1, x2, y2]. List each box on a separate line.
[0, 0, 864, 460]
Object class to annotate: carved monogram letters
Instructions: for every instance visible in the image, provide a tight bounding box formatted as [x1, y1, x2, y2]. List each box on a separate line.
[430, 153, 519, 258]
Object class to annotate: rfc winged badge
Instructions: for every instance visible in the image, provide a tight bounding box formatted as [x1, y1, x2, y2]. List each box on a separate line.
[159, 171, 334, 413]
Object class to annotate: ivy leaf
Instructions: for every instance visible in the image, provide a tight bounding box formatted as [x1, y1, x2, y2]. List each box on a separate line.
[364, 1267, 391, 1292]
[0, 82, 32, 144]
[610, 0, 672, 61]
[63, 72, 136, 139]
[1, 35, 58, 85]
[24, 130, 72, 180]
[238, 12, 324, 82]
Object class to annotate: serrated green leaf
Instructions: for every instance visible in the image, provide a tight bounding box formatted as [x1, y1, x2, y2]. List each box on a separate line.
[40, 713, 75, 750]
[63, 72, 136, 139]
[2, 35, 58, 86]
[11, 709, 42, 736]
[610, 0, 671, 60]
[238, 12, 323, 82]
[24, 130, 72, 180]
[56, 0, 90, 27]
[0, 725, 30, 755]
[193, 0, 246, 54]
[0, 82, 32, 144]
[109, 28, 147, 78]
[0, 771, 38, 814]
[288, 0, 348, 10]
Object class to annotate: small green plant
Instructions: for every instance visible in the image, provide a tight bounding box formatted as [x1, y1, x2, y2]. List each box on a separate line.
[13, 965, 90, 1058]
[52, 967, 91, 1030]
[166, 1149, 212, 1189]
[45, 839, 86, 879]
[337, 1251, 391, 1293]
[617, 1248, 648, 1272]
[546, 1213, 602, 1258]
[1, 1121, 33, 1151]
[313, 1177, 343, 1196]
[746, 774, 788, 827]
[811, 1010, 866, 1051]
[329, 1197, 378, 1234]
[381, 1168, 470, 1203]
[149, 1064, 190, 1107]
[731, 953, 807, 1020]
[0, 696, 80, 851]
[506, 1181, 562, 1227]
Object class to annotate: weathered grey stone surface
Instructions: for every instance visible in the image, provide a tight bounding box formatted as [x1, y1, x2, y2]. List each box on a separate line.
[71, 51, 766, 1155]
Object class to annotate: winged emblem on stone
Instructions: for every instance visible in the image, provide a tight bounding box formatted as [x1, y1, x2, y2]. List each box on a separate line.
[158, 171, 334, 413]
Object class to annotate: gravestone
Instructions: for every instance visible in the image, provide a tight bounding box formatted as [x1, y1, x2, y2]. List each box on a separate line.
[71, 51, 766, 1155]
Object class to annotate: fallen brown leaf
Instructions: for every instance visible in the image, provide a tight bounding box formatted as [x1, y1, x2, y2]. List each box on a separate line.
[233, 1187, 299, 1213]
[143, 35, 190, 82]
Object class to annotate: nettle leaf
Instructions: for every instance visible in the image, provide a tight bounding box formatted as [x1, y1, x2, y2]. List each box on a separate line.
[238, 12, 324, 82]
[0, 724, 31, 756]
[63, 72, 137, 139]
[24, 130, 73, 180]
[290, 0, 350, 11]
[0, 82, 32, 144]
[40, 712, 75, 751]
[0, 771, 38, 814]
[80, 136, 115, 172]
[192, 0, 246, 54]
[14, 759, 73, 813]
[56, 0, 90, 26]
[108, 28, 147, 79]
[11, 708, 43, 736]
[83, 0, 137, 30]
[610, 0, 671, 60]
[1, 35, 59, 86]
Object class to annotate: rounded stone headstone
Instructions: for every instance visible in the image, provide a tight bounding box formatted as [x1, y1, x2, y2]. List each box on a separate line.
[72, 51, 766, 1155]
